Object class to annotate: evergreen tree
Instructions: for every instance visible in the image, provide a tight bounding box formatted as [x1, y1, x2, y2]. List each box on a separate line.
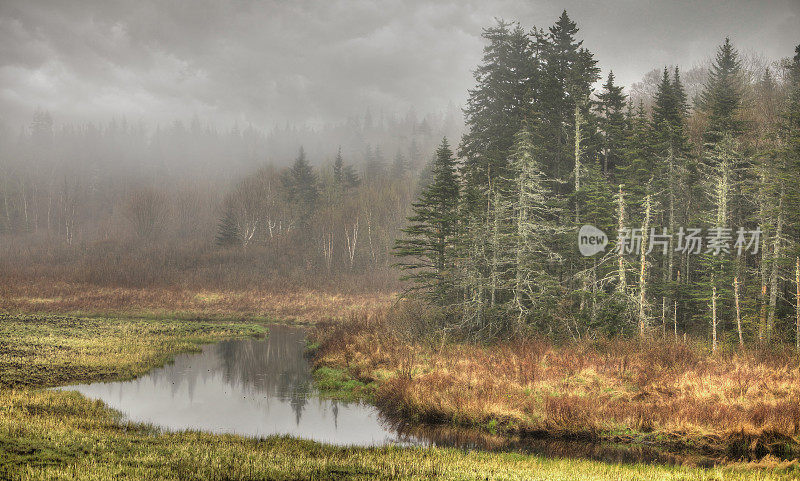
[785, 44, 800, 147]
[391, 150, 410, 178]
[333, 147, 345, 184]
[694, 134, 739, 349]
[364, 144, 386, 181]
[409, 138, 422, 170]
[577, 161, 618, 331]
[282, 147, 318, 216]
[507, 127, 565, 328]
[394, 138, 460, 302]
[673, 67, 689, 120]
[333, 147, 360, 189]
[393, 22, 800, 345]
[597, 71, 627, 175]
[215, 204, 240, 247]
[343, 164, 361, 188]
[650, 67, 693, 338]
[618, 101, 653, 208]
[652, 67, 676, 128]
[460, 20, 534, 213]
[456, 19, 537, 332]
[699, 38, 744, 143]
[534, 10, 600, 183]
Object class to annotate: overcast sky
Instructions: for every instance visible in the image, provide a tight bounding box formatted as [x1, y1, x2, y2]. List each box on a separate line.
[1, 0, 797, 131]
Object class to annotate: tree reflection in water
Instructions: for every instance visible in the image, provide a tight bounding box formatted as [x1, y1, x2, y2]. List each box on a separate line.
[216, 326, 314, 425]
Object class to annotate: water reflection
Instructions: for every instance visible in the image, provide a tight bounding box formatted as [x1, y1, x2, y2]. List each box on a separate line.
[58, 325, 413, 446]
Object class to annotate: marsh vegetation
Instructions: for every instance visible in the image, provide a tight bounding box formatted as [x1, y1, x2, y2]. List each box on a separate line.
[2, 312, 799, 480]
[311, 309, 800, 461]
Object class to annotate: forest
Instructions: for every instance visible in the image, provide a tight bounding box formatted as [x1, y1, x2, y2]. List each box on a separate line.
[0, 104, 460, 290]
[395, 12, 800, 349]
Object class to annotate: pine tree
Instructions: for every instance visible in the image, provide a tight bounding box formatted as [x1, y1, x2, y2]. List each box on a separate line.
[574, 161, 616, 332]
[364, 145, 386, 181]
[215, 205, 240, 247]
[694, 134, 739, 348]
[343, 164, 360, 188]
[333, 147, 344, 184]
[333, 147, 360, 189]
[409, 138, 422, 170]
[534, 10, 600, 183]
[672, 67, 689, 121]
[700, 38, 744, 144]
[282, 147, 319, 218]
[597, 71, 627, 175]
[460, 20, 534, 214]
[650, 67, 693, 339]
[618, 101, 653, 208]
[785, 44, 800, 152]
[509, 128, 558, 323]
[652, 67, 676, 128]
[394, 138, 460, 302]
[456, 19, 537, 332]
[391, 150, 410, 178]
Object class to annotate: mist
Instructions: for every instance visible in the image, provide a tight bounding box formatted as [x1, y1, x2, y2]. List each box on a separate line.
[0, 0, 797, 291]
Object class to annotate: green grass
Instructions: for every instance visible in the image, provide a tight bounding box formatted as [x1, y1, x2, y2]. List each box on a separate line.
[1, 312, 798, 480]
[4, 388, 799, 480]
[312, 366, 376, 401]
[0, 313, 267, 388]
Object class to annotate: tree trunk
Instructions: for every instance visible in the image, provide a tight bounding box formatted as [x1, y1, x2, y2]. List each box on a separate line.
[757, 164, 770, 344]
[665, 145, 676, 339]
[674, 269, 680, 342]
[638, 194, 651, 337]
[574, 102, 583, 224]
[796, 257, 800, 350]
[673, 300, 678, 342]
[767, 190, 784, 342]
[734, 276, 743, 347]
[616, 185, 627, 294]
[489, 188, 499, 308]
[712, 280, 718, 354]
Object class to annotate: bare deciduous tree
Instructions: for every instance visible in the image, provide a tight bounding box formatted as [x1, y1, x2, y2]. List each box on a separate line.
[123, 186, 169, 241]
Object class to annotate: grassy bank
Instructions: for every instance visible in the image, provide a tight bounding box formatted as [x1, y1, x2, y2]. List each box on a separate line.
[3, 384, 798, 480]
[310, 311, 800, 460]
[0, 313, 267, 388]
[1, 311, 797, 479]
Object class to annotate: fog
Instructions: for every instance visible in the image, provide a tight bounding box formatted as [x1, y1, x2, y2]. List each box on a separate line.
[0, 0, 797, 291]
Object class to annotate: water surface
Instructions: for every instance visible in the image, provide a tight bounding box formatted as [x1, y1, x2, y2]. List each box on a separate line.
[58, 325, 415, 446]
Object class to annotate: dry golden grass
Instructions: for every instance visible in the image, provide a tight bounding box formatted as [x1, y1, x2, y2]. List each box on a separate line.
[0, 281, 394, 323]
[311, 310, 800, 459]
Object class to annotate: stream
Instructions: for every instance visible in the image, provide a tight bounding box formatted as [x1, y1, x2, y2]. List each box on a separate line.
[56, 324, 716, 466]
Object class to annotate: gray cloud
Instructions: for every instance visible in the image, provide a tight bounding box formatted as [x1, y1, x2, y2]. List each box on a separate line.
[1, 0, 797, 130]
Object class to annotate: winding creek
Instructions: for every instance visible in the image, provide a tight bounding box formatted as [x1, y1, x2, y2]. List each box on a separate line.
[56, 324, 717, 467]
[57, 325, 420, 446]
